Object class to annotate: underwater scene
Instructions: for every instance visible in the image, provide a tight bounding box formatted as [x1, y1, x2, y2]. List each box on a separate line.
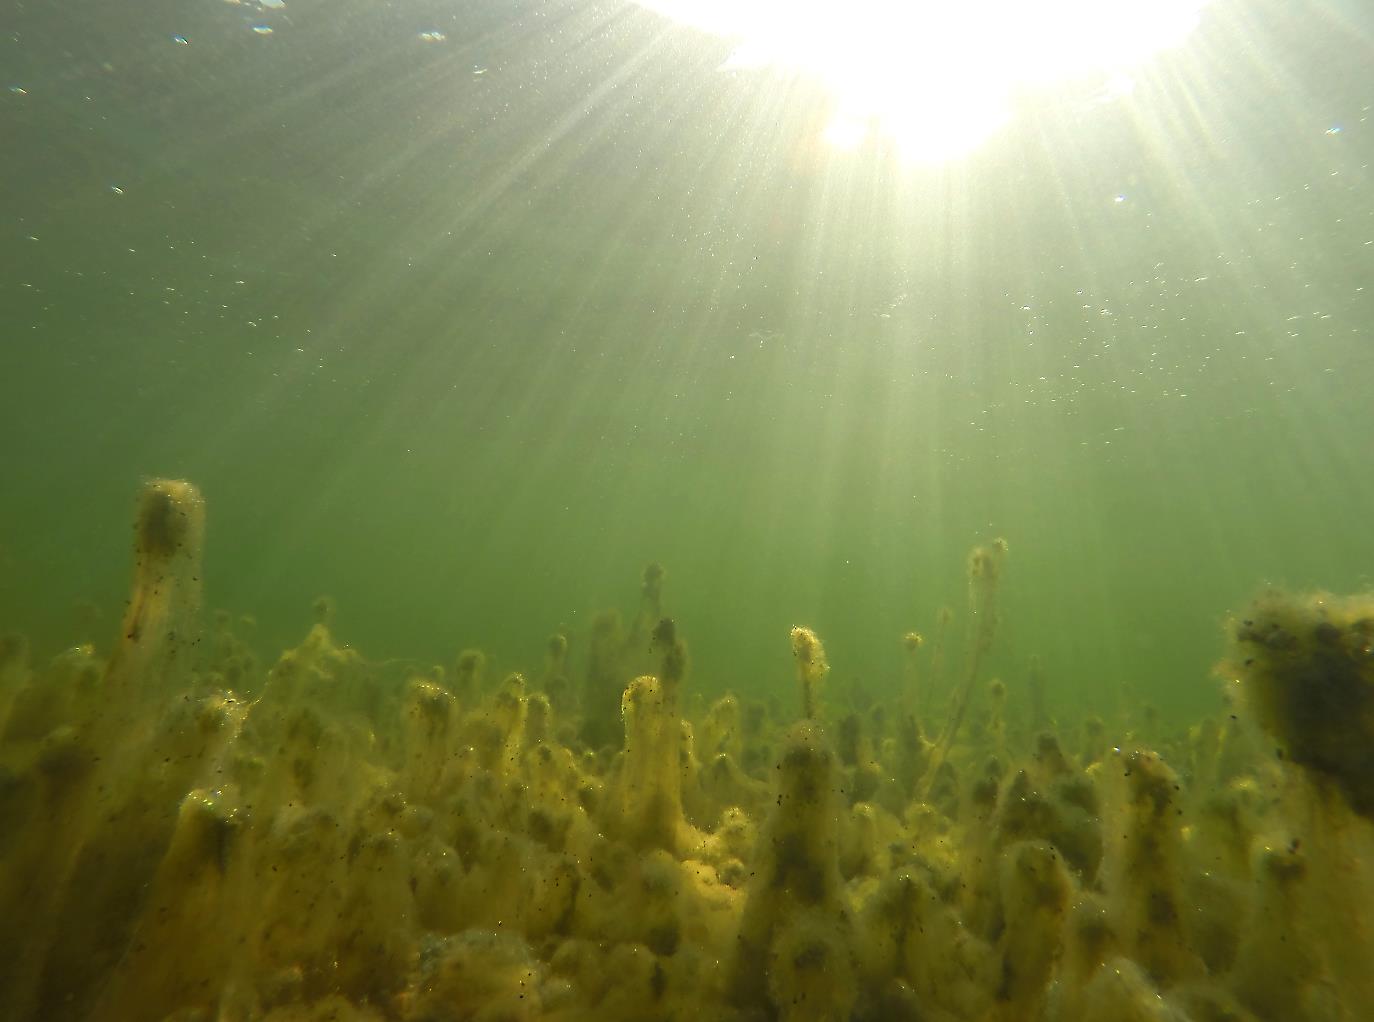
[2, 0, 1373, 1019]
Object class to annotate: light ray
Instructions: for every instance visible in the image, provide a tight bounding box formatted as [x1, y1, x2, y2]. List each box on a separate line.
[637, 0, 1211, 161]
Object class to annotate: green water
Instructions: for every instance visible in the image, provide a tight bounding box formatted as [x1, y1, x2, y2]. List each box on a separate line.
[2, 0, 1371, 720]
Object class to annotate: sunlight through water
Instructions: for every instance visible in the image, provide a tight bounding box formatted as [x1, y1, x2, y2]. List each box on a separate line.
[636, 0, 1211, 161]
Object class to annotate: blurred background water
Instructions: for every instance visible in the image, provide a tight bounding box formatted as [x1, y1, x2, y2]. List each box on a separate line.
[2, 0, 1371, 719]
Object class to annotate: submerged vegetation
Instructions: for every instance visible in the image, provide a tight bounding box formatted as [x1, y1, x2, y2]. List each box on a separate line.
[1, 479, 1372, 1021]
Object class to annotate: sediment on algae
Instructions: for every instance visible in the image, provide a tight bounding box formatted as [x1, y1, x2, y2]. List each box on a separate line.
[1, 487, 1373, 1022]
[1230, 589, 1374, 819]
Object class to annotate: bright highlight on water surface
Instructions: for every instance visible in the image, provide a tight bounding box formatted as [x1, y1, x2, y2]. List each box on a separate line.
[637, 0, 1210, 161]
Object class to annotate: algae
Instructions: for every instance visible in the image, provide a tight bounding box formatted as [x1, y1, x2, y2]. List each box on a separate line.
[0, 485, 1372, 1022]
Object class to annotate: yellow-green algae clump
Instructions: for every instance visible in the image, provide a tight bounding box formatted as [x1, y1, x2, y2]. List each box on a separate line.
[1230, 589, 1374, 820]
[0, 482, 1373, 1021]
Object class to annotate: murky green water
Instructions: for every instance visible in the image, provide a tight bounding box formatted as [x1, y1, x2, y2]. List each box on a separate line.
[3, 0, 1371, 718]
[5, 4, 1374, 1021]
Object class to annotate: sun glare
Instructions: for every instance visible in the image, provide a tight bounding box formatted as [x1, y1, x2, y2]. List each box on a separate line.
[637, 0, 1210, 161]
